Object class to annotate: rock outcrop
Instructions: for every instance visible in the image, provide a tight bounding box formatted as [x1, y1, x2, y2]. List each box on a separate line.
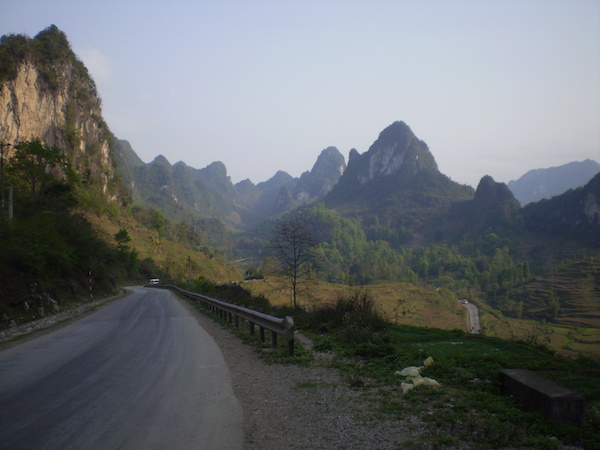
[347, 121, 438, 185]
[295, 146, 346, 201]
[324, 121, 474, 238]
[0, 26, 118, 197]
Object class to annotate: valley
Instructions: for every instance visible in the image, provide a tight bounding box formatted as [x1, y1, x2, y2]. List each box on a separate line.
[1, 26, 598, 362]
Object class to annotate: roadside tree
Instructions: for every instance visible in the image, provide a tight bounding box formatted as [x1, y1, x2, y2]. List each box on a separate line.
[270, 220, 318, 308]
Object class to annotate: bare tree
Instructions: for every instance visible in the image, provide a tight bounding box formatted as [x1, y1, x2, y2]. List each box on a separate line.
[270, 220, 317, 308]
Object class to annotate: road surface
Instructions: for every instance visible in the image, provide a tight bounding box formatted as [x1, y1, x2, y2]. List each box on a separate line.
[461, 300, 481, 334]
[0, 287, 243, 449]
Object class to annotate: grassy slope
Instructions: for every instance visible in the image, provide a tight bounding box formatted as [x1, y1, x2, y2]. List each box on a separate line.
[86, 212, 241, 284]
[245, 277, 600, 359]
[205, 281, 599, 449]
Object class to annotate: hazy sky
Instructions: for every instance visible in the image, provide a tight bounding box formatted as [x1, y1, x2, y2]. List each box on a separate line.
[1, 0, 599, 187]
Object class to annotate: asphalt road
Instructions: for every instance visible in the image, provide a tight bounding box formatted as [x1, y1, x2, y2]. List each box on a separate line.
[0, 287, 243, 449]
[462, 301, 481, 334]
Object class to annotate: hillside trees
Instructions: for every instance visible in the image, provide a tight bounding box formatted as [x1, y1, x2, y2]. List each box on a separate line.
[262, 203, 542, 323]
[7, 138, 74, 200]
[0, 138, 156, 313]
[282, 204, 367, 283]
[0, 25, 94, 92]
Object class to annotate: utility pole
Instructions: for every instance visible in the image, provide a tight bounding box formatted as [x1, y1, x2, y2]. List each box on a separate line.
[8, 185, 13, 220]
[89, 270, 93, 300]
[187, 255, 192, 284]
[0, 142, 10, 214]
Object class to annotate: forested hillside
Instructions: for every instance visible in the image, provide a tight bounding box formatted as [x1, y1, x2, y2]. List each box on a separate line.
[0, 27, 239, 326]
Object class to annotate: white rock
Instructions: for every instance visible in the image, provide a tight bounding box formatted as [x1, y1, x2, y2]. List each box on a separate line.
[422, 377, 441, 387]
[398, 366, 421, 377]
[401, 382, 415, 394]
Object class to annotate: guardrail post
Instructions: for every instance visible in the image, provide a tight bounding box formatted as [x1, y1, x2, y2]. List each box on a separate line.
[158, 286, 296, 356]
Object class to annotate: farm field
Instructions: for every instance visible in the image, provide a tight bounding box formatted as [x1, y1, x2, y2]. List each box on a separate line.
[244, 278, 600, 359]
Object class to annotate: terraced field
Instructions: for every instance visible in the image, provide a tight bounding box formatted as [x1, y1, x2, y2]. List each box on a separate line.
[513, 258, 600, 328]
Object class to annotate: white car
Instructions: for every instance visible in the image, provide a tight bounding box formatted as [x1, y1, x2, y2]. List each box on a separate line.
[149, 278, 160, 285]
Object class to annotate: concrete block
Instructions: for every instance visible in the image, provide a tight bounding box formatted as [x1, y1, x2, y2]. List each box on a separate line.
[500, 369, 585, 426]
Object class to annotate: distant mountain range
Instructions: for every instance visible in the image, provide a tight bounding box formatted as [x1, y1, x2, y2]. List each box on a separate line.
[113, 139, 347, 229]
[507, 159, 600, 205]
[1, 25, 597, 252]
[113, 118, 600, 256]
[116, 118, 598, 236]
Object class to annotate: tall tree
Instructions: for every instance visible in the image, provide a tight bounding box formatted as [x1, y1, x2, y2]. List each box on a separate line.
[270, 220, 317, 308]
[7, 138, 71, 200]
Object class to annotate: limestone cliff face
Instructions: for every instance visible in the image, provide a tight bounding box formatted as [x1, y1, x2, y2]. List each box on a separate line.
[295, 146, 346, 201]
[351, 121, 438, 185]
[0, 27, 117, 197]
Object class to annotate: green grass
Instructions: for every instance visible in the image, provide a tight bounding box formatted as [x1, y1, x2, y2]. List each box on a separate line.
[321, 323, 599, 449]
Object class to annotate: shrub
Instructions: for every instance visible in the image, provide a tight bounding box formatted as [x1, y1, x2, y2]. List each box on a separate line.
[304, 288, 389, 351]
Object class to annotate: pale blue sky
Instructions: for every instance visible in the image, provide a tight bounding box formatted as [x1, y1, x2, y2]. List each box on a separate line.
[1, 0, 599, 187]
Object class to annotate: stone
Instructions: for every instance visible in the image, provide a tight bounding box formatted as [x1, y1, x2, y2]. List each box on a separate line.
[500, 369, 585, 426]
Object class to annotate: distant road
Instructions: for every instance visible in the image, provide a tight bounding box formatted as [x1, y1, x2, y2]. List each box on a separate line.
[461, 300, 481, 334]
[0, 287, 243, 449]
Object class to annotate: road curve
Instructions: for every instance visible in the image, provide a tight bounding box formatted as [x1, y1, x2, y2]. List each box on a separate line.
[461, 301, 481, 334]
[0, 287, 243, 449]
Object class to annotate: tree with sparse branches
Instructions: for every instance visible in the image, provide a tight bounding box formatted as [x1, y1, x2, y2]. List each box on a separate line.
[270, 220, 318, 308]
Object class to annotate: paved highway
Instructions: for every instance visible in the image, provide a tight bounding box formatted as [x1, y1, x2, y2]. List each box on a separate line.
[0, 287, 243, 449]
[461, 300, 481, 334]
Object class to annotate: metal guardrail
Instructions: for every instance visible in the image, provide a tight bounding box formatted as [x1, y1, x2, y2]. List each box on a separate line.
[153, 285, 296, 356]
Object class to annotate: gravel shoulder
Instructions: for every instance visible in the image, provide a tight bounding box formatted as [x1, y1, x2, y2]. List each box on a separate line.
[180, 298, 433, 449]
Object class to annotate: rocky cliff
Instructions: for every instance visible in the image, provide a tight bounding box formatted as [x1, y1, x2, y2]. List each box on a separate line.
[325, 121, 473, 236]
[0, 26, 118, 197]
[271, 146, 346, 214]
[329, 121, 436, 190]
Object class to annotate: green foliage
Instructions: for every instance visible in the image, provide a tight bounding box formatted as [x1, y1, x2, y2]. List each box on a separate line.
[0, 25, 94, 92]
[174, 221, 204, 250]
[300, 288, 389, 354]
[0, 202, 117, 310]
[191, 277, 272, 313]
[274, 204, 367, 283]
[114, 228, 131, 252]
[0, 138, 159, 320]
[262, 204, 549, 324]
[0, 33, 30, 82]
[7, 138, 72, 200]
[323, 321, 599, 448]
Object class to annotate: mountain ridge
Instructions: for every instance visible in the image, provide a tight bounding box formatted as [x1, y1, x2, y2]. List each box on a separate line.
[507, 159, 600, 205]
